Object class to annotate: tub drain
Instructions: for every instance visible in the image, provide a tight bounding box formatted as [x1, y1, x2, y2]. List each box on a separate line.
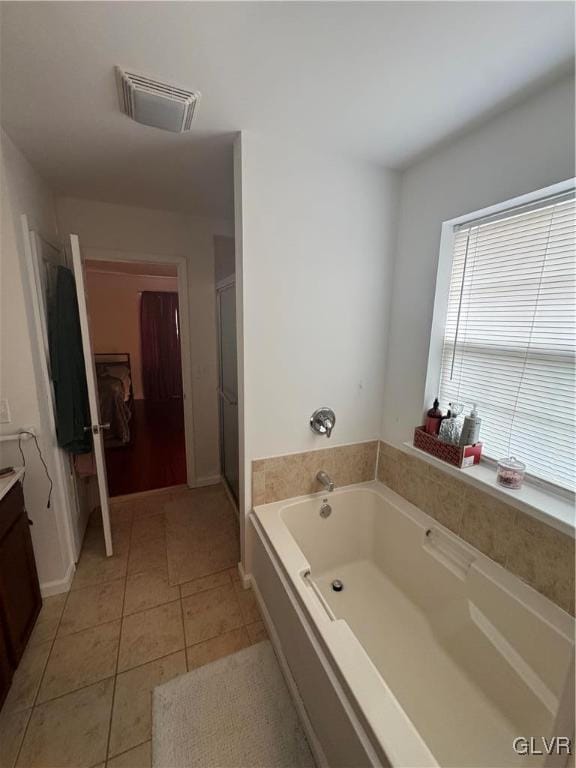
[331, 579, 344, 592]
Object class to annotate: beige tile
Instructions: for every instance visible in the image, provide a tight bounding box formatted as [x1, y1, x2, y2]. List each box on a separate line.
[507, 514, 575, 615]
[108, 741, 151, 768]
[59, 579, 125, 636]
[263, 452, 310, 503]
[235, 586, 261, 625]
[424, 478, 465, 534]
[246, 620, 268, 644]
[182, 584, 243, 646]
[260, 441, 378, 503]
[165, 494, 239, 584]
[252, 470, 266, 506]
[130, 498, 168, 519]
[109, 652, 185, 757]
[0, 707, 31, 768]
[124, 569, 179, 615]
[16, 678, 113, 768]
[128, 536, 167, 576]
[331, 441, 378, 487]
[131, 513, 165, 543]
[72, 547, 128, 591]
[109, 502, 136, 525]
[179, 570, 231, 598]
[118, 601, 184, 672]
[83, 520, 131, 557]
[227, 566, 241, 584]
[27, 594, 67, 647]
[396, 462, 428, 509]
[186, 627, 251, 670]
[2, 641, 51, 713]
[37, 620, 120, 703]
[459, 487, 516, 566]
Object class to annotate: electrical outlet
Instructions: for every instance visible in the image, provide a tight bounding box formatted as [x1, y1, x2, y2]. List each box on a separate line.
[0, 399, 11, 424]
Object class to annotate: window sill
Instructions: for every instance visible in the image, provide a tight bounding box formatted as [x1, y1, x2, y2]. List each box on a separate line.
[402, 442, 575, 537]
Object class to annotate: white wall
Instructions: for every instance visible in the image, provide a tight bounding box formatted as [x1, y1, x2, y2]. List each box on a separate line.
[56, 197, 233, 483]
[238, 132, 398, 514]
[214, 235, 235, 284]
[382, 74, 575, 445]
[0, 130, 75, 589]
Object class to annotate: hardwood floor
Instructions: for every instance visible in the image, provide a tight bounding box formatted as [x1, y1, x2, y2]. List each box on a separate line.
[105, 399, 186, 497]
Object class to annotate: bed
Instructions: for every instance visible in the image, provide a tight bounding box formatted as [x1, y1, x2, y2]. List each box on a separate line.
[94, 353, 133, 446]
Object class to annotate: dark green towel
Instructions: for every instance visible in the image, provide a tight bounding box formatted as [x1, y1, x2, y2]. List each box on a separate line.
[48, 266, 92, 454]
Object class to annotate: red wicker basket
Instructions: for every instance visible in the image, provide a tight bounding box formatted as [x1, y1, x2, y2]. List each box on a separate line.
[413, 426, 482, 468]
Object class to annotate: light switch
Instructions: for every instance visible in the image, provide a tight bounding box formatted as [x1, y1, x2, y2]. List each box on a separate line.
[0, 399, 11, 424]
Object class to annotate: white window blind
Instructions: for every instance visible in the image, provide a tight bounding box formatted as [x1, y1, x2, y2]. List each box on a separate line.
[438, 191, 575, 492]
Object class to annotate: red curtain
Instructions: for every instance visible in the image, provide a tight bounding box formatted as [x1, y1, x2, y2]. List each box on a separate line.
[140, 291, 183, 401]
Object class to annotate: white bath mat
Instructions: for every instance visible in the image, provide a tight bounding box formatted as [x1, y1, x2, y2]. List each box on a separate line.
[152, 640, 316, 768]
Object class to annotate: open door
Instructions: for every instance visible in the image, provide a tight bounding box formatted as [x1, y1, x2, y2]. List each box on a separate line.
[69, 234, 114, 556]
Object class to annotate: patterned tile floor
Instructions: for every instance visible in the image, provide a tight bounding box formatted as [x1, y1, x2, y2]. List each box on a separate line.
[0, 485, 265, 768]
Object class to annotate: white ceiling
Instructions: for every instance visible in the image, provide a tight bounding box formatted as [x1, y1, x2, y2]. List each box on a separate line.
[1, 2, 573, 220]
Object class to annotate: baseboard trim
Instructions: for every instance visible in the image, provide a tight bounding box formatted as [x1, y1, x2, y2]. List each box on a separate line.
[110, 484, 187, 503]
[237, 560, 251, 590]
[40, 560, 75, 597]
[193, 475, 222, 488]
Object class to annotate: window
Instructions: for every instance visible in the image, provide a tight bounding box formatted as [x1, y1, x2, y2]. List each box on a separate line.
[437, 189, 575, 492]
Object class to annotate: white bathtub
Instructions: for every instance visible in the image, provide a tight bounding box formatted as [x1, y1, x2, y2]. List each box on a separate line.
[250, 480, 575, 768]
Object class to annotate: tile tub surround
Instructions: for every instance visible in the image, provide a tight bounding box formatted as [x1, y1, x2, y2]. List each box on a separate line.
[251, 439, 574, 615]
[252, 441, 378, 505]
[377, 441, 575, 616]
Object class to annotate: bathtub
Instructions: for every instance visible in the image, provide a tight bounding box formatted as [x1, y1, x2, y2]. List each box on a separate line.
[249, 480, 575, 768]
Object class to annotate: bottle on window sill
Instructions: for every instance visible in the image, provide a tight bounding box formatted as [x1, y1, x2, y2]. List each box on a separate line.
[425, 398, 443, 435]
[459, 403, 481, 446]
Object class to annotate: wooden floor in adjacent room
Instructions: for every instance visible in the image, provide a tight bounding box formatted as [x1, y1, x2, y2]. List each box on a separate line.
[105, 399, 187, 497]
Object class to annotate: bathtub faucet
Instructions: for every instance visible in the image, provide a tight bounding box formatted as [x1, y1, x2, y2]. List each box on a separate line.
[316, 471, 335, 492]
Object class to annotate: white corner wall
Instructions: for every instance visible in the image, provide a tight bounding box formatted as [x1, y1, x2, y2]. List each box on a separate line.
[238, 131, 398, 516]
[0, 130, 75, 590]
[382, 74, 575, 445]
[56, 197, 234, 484]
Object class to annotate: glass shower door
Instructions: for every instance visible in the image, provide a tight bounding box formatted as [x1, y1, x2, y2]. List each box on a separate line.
[217, 282, 239, 502]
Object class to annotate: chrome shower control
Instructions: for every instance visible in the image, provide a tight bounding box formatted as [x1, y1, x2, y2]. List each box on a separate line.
[310, 407, 336, 438]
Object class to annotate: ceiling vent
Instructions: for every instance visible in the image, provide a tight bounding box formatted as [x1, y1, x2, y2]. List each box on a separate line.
[115, 67, 200, 132]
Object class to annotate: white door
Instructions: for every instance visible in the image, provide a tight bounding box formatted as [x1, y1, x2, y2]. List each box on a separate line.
[70, 234, 113, 556]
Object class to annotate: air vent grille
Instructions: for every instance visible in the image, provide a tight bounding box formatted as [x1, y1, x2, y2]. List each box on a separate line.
[116, 67, 200, 133]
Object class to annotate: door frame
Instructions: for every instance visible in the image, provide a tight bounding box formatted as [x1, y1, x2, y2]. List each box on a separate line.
[80, 246, 197, 489]
[215, 274, 238, 504]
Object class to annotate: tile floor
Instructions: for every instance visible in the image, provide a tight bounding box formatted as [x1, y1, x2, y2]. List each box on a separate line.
[0, 485, 266, 768]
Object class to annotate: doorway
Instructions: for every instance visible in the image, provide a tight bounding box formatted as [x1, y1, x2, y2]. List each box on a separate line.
[84, 258, 189, 497]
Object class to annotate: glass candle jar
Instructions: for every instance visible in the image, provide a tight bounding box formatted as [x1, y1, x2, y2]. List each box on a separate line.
[496, 457, 526, 489]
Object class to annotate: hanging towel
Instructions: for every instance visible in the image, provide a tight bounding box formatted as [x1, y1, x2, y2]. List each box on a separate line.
[48, 266, 92, 454]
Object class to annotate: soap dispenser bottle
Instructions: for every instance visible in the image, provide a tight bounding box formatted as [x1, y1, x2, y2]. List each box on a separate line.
[459, 404, 481, 446]
[425, 398, 443, 435]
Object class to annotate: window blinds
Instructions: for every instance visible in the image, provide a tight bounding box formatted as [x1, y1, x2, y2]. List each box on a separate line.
[438, 192, 575, 492]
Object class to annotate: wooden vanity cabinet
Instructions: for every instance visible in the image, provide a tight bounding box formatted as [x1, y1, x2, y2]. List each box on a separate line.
[0, 480, 42, 708]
